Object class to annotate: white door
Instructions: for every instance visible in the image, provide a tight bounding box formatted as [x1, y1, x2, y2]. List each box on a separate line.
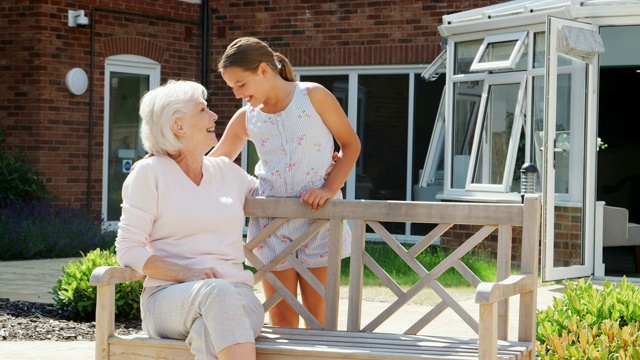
[542, 17, 603, 280]
[102, 55, 160, 230]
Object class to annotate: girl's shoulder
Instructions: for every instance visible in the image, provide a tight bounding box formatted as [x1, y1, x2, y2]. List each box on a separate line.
[298, 81, 331, 105]
[298, 81, 324, 93]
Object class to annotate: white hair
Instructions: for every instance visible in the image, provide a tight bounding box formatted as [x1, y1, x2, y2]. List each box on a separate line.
[138, 80, 208, 155]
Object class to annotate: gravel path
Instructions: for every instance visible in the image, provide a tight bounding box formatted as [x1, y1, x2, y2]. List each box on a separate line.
[0, 298, 142, 341]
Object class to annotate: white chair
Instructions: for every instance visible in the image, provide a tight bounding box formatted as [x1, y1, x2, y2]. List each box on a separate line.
[603, 205, 640, 272]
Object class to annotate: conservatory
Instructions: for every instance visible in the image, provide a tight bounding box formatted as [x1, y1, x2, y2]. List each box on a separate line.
[419, 0, 640, 281]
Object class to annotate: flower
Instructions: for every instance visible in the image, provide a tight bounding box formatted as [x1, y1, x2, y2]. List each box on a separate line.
[597, 137, 607, 151]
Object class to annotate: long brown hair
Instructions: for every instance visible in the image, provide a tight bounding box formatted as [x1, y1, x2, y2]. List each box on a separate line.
[217, 37, 295, 82]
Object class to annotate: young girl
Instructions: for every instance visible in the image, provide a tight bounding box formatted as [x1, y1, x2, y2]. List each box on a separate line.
[210, 37, 361, 328]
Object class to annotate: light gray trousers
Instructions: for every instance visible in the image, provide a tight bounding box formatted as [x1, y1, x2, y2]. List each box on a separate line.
[141, 280, 264, 360]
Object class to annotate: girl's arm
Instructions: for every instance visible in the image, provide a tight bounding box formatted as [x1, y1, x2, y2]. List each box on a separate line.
[208, 108, 249, 160]
[303, 83, 361, 210]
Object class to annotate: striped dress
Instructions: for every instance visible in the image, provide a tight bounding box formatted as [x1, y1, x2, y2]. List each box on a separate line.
[246, 82, 351, 270]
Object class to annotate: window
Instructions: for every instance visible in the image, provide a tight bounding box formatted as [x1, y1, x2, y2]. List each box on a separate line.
[434, 32, 538, 201]
[421, 50, 447, 82]
[451, 81, 482, 189]
[470, 31, 528, 72]
[465, 75, 526, 192]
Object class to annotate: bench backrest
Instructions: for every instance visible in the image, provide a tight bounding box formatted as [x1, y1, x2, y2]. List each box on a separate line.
[244, 195, 541, 339]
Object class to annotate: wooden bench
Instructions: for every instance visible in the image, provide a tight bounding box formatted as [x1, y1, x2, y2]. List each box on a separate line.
[90, 194, 541, 360]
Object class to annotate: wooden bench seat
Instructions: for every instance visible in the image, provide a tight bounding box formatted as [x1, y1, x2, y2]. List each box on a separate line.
[90, 195, 541, 360]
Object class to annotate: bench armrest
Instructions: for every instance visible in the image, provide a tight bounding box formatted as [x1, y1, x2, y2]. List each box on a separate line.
[475, 273, 537, 358]
[91, 266, 145, 360]
[90, 266, 145, 286]
[475, 274, 536, 304]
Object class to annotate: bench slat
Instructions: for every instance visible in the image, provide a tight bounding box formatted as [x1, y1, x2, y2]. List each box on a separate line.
[106, 330, 532, 360]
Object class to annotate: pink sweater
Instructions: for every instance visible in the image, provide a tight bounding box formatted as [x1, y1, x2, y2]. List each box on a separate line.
[116, 155, 257, 287]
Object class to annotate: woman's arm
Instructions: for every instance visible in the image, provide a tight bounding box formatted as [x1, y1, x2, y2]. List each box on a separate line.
[142, 255, 222, 283]
[303, 83, 361, 210]
[208, 108, 249, 160]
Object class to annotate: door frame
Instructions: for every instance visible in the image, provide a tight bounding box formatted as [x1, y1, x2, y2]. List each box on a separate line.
[102, 55, 160, 231]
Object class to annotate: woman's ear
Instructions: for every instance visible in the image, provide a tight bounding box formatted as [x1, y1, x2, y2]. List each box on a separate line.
[171, 119, 186, 137]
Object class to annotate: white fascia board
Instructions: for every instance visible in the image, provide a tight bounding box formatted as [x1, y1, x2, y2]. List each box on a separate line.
[442, 0, 535, 24]
[569, 3, 640, 18]
[439, 8, 569, 37]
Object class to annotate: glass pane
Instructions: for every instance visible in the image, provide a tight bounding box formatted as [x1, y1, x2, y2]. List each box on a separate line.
[451, 81, 482, 189]
[471, 83, 520, 186]
[412, 74, 445, 235]
[491, 44, 528, 73]
[511, 126, 526, 193]
[106, 73, 149, 221]
[357, 74, 408, 201]
[532, 76, 545, 186]
[554, 72, 572, 194]
[413, 74, 445, 194]
[552, 55, 587, 268]
[534, 32, 546, 68]
[455, 40, 482, 74]
[479, 40, 517, 63]
[358, 74, 408, 233]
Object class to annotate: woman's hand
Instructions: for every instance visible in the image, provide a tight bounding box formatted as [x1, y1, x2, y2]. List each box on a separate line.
[142, 255, 223, 283]
[186, 267, 223, 282]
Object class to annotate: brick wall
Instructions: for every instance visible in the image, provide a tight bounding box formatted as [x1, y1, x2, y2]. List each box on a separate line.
[0, 0, 508, 219]
[0, 0, 202, 218]
[439, 224, 526, 269]
[439, 205, 581, 270]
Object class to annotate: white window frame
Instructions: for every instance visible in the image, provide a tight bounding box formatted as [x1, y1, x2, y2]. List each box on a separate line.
[421, 49, 447, 82]
[418, 90, 445, 188]
[465, 73, 527, 192]
[470, 31, 528, 72]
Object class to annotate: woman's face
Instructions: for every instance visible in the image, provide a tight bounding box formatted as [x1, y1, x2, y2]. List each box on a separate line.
[220, 65, 268, 107]
[178, 98, 218, 152]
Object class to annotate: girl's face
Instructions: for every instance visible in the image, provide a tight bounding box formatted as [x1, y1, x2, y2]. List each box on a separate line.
[220, 65, 268, 107]
[178, 98, 218, 152]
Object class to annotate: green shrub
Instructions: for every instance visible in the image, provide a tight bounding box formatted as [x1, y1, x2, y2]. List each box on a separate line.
[0, 131, 57, 205]
[537, 277, 640, 359]
[51, 248, 143, 322]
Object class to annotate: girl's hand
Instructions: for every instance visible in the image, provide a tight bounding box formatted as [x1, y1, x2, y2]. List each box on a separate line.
[300, 187, 333, 211]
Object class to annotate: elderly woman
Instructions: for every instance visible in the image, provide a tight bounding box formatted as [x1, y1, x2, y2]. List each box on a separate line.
[115, 80, 264, 360]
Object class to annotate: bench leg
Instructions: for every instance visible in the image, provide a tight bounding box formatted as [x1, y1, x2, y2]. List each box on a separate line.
[479, 302, 498, 360]
[95, 285, 116, 360]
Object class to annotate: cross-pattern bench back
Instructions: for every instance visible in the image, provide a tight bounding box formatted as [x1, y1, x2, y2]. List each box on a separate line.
[243, 196, 539, 341]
